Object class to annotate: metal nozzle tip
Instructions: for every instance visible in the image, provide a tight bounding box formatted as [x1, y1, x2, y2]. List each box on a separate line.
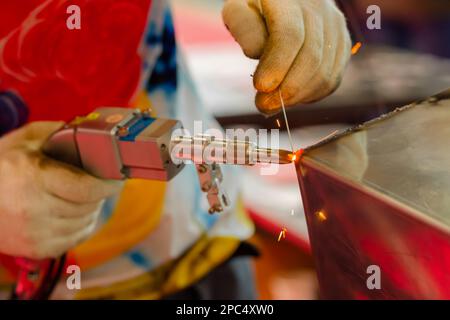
[272, 149, 304, 164]
[253, 148, 295, 165]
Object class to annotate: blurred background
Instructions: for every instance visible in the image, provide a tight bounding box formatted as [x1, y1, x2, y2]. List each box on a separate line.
[170, 0, 450, 299]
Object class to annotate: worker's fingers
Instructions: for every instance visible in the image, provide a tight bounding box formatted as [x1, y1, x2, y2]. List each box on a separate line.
[25, 121, 65, 144]
[253, 0, 305, 93]
[222, 0, 268, 59]
[30, 203, 100, 238]
[299, 17, 351, 103]
[50, 211, 100, 237]
[38, 155, 122, 204]
[255, 8, 324, 113]
[43, 192, 103, 218]
[327, 25, 351, 97]
[0, 121, 64, 151]
[30, 217, 98, 259]
[276, 8, 342, 105]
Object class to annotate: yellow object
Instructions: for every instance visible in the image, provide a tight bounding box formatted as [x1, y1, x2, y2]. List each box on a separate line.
[132, 90, 156, 115]
[71, 179, 166, 270]
[74, 235, 240, 300]
[86, 112, 100, 121]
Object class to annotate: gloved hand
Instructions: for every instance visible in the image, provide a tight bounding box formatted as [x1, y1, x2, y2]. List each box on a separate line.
[223, 0, 352, 115]
[0, 122, 123, 259]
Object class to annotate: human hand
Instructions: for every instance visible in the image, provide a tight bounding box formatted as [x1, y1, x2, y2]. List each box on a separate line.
[0, 122, 122, 259]
[223, 0, 352, 115]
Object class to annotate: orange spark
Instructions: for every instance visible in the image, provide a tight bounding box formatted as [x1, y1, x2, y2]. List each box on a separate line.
[276, 119, 281, 128]
[316, 210, 327, 222]
[277, 227, 287, 242]
[289, 149, 304, 163]
[351, 42, 362, 55]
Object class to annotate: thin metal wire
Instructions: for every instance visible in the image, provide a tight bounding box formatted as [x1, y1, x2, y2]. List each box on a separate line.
[279, 89, 295, 153]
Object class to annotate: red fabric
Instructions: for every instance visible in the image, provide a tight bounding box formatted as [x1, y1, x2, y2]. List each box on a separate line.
[0, 0, 152, 278]
[0, 0, 152, 122]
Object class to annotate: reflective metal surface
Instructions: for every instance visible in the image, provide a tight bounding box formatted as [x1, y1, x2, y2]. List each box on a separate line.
[297, 89, 450, 299]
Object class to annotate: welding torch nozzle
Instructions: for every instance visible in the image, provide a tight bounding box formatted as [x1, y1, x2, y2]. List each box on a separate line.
[170, 135, 293, 166]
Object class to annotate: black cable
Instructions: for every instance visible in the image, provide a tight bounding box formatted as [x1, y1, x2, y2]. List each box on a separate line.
[39, 254, 67, 300]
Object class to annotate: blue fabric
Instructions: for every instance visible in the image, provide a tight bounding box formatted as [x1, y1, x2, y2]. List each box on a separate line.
[146, 8, 177, 94]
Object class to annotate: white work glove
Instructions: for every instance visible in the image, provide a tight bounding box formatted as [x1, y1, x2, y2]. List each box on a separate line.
[222, 0, 352, 115]
[0, 122, 122, 259]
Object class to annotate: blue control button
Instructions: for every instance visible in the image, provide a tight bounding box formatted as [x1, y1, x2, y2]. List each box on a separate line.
[119, 117, 156, 142]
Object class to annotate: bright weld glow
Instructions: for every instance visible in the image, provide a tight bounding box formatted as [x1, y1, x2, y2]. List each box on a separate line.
[351, 42, 362, 55]
[290, 149, 304, 163]
[277, 227, 287, 242]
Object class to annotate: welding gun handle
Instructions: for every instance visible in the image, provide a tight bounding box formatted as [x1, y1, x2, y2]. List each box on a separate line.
[42, 124, 84, 170]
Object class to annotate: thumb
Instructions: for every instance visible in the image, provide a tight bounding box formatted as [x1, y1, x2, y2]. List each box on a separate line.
[0, 121, 64, 151]
[26, 121, 65, 147]
[222, 0, 268, 59]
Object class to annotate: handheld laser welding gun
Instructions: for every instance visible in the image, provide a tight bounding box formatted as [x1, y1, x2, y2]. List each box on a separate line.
[11, 107, 293, 299]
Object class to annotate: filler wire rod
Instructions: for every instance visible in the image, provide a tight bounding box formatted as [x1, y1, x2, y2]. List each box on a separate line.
[279, 89, 295, 153]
